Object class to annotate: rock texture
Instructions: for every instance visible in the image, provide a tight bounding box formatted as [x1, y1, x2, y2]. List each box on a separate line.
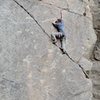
[0, 0, 97, 100]
[90, 0, 100, 61]
[90, 62, 100, 100]
[90, 0, 100, 100]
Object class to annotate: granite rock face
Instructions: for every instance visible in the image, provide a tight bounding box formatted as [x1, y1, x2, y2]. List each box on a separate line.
[90, 0, 100, 100]
[90, 62, 100, 100]
[0, 0, 97, 100]
[90, 0, 100, 61]
[94, 42, 100, 60]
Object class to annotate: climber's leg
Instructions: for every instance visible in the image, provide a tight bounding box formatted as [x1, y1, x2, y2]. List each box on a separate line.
[51, 32, 60, 44]
[60, 35, 66, 54]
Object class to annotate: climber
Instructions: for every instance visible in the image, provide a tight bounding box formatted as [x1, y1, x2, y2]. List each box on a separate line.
[51, 14, 66, 54]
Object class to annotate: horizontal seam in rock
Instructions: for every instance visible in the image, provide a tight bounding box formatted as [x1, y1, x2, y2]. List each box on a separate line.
[41, 2, 82, 16]
[41, 2, 91, 20]
[94, 28, 100, 31]
[2, 77, 19, 84]
[13, 0, 89, 79]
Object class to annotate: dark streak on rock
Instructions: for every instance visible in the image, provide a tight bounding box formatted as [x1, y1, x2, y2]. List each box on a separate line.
[42, 2, 91, 20]
[13, 0, 50, 39]
[13, 0, 89, 79]
[2, 78, 15, 83]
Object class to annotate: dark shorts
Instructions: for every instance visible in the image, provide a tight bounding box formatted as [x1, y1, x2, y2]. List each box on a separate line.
[56, 34, 66, 40]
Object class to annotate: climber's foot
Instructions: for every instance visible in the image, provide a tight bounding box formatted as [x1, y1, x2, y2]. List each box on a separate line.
[60, 48, 66, 54]
[52, 40, 57, 44]
[51, 35, 57, 44]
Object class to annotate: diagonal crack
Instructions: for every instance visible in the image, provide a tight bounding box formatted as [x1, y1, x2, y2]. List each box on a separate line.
[13, 0, 50, 39]
[65, 0, 69, 9]
[41, 2, 83, 16]
[2, 77, 19, 84]
[13, 0, 89, 79]
[41, 1, 91, 20]
[72, 89, 90, 98]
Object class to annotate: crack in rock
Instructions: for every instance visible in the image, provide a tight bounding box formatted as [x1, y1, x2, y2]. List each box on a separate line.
[2, 78, 15, 83]
[41, 2, 83, 16]
[13, 0, 50, 39]
[13, 0, 89, 79]
[41, 1, 91, 20]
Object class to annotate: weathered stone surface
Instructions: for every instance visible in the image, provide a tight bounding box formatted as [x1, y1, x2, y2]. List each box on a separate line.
[15, 0, 96, 61]
[90, 0, 100, 61]
[90, 1, 100, 100]
[0, 0, 96, 100]
[90, 61, 100, 100]
[94, 42, 100, 60]
[79, 57, 93, 71]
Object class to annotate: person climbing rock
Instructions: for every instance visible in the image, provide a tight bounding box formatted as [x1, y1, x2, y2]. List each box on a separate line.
[51, 17, 66, 54]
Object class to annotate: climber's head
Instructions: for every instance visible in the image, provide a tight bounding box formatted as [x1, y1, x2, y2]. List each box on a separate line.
[57, 19, 62, 22]
[55, 19, 62, 23]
